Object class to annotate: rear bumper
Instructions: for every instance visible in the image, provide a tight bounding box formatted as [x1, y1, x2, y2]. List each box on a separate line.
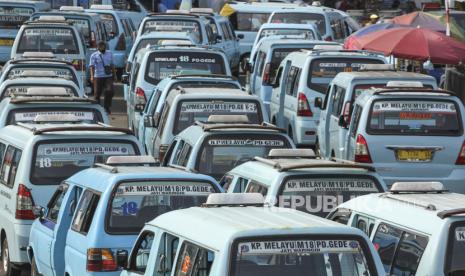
[294, 119, 318, 145]
[381, 169, 465, 193]
[9, 222, 32, 264]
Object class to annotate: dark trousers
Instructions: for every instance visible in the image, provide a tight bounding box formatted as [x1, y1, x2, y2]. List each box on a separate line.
[94, 77, 114, 112]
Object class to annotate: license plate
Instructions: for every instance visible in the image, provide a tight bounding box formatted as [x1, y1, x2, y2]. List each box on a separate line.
[396, 150, 432, 162]
[0, 39, 13, 46]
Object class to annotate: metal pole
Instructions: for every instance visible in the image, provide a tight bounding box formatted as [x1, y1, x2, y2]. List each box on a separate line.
[445, 0, 451, 36]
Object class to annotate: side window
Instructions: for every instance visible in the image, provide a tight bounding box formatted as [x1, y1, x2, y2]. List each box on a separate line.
[291, 68, 301, 97]
[255, 52, 266, 75]
[71, 190, 100, 235]
[0, 146, 22, 188]
[353, 215, 376, 237]
[0, 142, 6, 170]
[129, 231, 155, 273]
[220, 23, 231, 40]
[157, 103, 171, 138]
[173, 142, 192, 167]
[373, 223, 428, 275]
[237, 177, 250, 193]
[46, 184, 69, 223]
[162, 140, 177, 166]
[245, 181, 268, 196]
[350, 105, 363, 137]
[219, 173, 233, 190]
[174, 241, 214, 276]
[285, 67, 297, 96]
[331, 86, 346, 116]
[156, 233, 180, 274]
[172, 140, 185, 166]
[130, 63, 140, 90]
[328, 208, 352, 225]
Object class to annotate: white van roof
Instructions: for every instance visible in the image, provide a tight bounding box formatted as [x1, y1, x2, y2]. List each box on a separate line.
[149, 205, 359, 250]
[332, 71, 437, 87]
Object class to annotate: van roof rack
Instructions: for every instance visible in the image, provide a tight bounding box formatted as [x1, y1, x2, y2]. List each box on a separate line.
[170, 74, 236, 80]
[22, 87, 71, 97]
[195, 121, 286, 133]
[267, 149, 315, 159]
[310, 49, 383, 56]
[254, 157, 375, 172]
[359, 64, 395, 71]
[17, 70, 60, 78]
[16, 124, 133, 135]
[21, 52, 55, 59]
[89, 4, 114, 9]
[190, 8, 215, 15]
[437, 208, 465, 219]
[202, 193, 264, 207]
[389, 182, 447, 194]
[206, 115, 249, 124]
[59, 6, 84, 11]
[10, 58, 72, 65]
[159, 40, 194, 46]
[105, 155, 157, 166]
[386, 81, 423, 87]
[148, 12, 200, 18]
[10, 97, 94, 104]
[33, 114, 81, 123]
[372, 88, 455, 96]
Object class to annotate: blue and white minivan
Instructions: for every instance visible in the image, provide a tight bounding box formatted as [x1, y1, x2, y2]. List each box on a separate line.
[27, 156, 220, 276]
[343, 85, 465, 192]
[0, 124, 143, 275]
[118, 193, 386, 275]
[317, 67, 438, 159]
[0, 0, 50, 63]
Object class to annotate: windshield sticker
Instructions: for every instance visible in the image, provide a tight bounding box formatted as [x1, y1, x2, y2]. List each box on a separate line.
[181, 102, 257, 113]
[154, 55, 216, 63]
[25, 29, 72, 36]
[284, 179, 378, 192]
[0, 15, 28, 22]
[373, 102, 456, 112]
[456, 231, 465, 241]
[9, 69, 72, 78]
[116, 183, 214, 196]
[39, 145, 131, 156]
[14, 111, 94, 121]
[238, 240, 360, 255]
[208, 139, 284, 146]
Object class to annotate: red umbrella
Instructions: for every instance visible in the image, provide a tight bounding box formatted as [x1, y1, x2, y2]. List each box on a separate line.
[353, 27, 465, 64]
[392, 11, 446, 32]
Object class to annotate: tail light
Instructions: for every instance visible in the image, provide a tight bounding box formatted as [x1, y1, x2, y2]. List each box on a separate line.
[354, 134, 372, 163]
[135, 87, 146, 111]
[87, 248, 117, 272]
[16, 184, 35, 220]
[324, 36, 333, 41]
[90, 31, 97, 48]
[262, 63, 271, 85]
[115, 33, 126, 51]
[456, 141, 465, 164]
[297, 93, 313, 117]
[72, 59, 85, 72]
[159, 144, 169, 162]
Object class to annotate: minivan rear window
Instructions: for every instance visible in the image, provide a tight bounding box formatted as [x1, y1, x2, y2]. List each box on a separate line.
[65, 18, 91, 41]
[446, 222, 465, 274]
[270, 47, 311, 81]
[0, 6, 33, 29]
[98, 13, 118, 35]
[278, 175, 382, 217]
[269, 12, 326, 35]
[145, 52, 226, 85]
[107, 180, 216, 233]
[198, 134, 291, 180]
[230, 12, 270, 32]
[368, 100, 461, 135]
[7, 108, 102, 125]
[308, 58, 385, 93]
[31, 140, 137, 185]
[17, 27, 79, 54]
[174, 100, 262, 134]
[142, 19, 201, 43]
[231, 236, 376, 275]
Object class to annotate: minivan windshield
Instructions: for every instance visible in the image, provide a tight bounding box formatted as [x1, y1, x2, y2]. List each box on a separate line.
[145, 52, 226, 85]
[368, 100, 461, 136]
[142, 19, 201, 43]
[269, 12, 326, 36]
[446, 222, 465, 275]
[17, 27, 80, 54]
[108, 180, 217, 233]
[232, 236, 375, 275]
[0, 6, 33, 30]
[174, 100, 262, 134]
[31, 140, 137, 185]
[198, 134, 291, 180]
[278, 175, 382, 217]
[308, 58, 384, 93]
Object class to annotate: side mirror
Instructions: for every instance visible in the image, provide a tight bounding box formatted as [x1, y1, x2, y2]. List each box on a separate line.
[116, 250, 128, 268]
[237, 34, 244, 39]
[314, 97, 323, 109]
[144, 115, 154, 127]
[121, 74, 130, 85]
[33, 206, 45, 219]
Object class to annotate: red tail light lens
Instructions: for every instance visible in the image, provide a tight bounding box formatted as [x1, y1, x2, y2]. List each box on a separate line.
[262, 63, 271, 85]
[135, 87, 146, 111]
[354, 134, 372, 163]
[115, 34, 126, 51]
[16, 184, 35, 220]
[297, 93, 313, 117]
[87, 248, 117, 272]
[90, 31, 97, 48]
[456, 141, 465, 164]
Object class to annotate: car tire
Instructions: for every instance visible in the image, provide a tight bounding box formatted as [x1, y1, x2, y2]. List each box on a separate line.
[0, 239, 21, 276]
[31, 256, 41, 276]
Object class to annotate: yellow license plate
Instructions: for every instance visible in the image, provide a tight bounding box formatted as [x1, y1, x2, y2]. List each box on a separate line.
[397, 150, 432, 161]
[0, 39, 13, 46]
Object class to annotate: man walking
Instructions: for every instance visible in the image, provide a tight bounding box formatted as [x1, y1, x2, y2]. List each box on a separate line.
[90, 41, 115, 114]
